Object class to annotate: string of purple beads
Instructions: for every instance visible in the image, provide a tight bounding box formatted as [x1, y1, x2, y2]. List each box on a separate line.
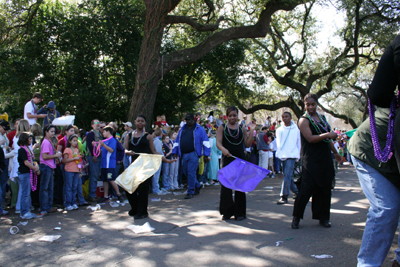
[369, 97, 396, 163]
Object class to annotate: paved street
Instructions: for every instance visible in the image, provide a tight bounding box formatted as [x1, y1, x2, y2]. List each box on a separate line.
[0, 164, 398, 266]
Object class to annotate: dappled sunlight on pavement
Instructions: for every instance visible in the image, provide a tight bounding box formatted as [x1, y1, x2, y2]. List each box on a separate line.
[0, 164, 398, 266]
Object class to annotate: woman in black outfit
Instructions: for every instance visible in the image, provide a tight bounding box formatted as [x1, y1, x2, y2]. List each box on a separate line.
[216, 106, 256, 221]
[124, 114, 174, 219]
[292, 94, 341, 229]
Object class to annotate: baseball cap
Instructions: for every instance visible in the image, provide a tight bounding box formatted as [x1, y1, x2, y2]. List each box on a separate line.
[0, 120, 10, 131]
[123, 122, 132, 127]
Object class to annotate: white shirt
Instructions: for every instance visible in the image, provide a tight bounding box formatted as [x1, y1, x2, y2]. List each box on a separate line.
[208, 115, 214, 123]
[269, 140, 275, 157]
[179, 121, 186, 128]
[24, 100, 37, 125]
[276, 122, 301, 161]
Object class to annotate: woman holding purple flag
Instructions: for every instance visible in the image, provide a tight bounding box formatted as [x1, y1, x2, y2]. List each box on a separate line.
[216, 106, 256, 221]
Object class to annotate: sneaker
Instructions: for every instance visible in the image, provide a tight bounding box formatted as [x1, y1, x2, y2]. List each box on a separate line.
[270, 174, 276, 178]
[179, 184, 184, 189]
[293, 193, 298, 199]
[117, 195, 124, 202]
[1, 210, 9, 215]
[65, 206, 74, 211]
[20, 212, 36, 220]
[277, 197, 288, 205]
[213, 182, 220, 186]
[15, 210, 20, 214]
[72, 204, 79, 210]
[40, 211, 48, 215]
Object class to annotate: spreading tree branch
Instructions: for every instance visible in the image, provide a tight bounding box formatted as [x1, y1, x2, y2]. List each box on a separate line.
[318, 103, 358, 128]
[166, 15, 224, 31]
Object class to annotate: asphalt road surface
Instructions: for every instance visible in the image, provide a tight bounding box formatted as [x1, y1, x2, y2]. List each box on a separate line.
[1, 164, 398, 266]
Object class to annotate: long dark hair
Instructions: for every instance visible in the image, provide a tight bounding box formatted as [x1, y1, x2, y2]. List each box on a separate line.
[40, 124, 56, 145]
[66, 134, 79, 148]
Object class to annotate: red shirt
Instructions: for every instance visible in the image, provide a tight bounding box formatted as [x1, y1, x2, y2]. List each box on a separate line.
[271, 125, 275, 131]
[57, 137, 67, 153]
[7, 130, 16, 148]
[57, 134, 64, 140]
[155, 121, 162, 128]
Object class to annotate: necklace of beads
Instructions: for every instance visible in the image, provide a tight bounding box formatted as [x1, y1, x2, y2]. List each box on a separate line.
[305, 111, 332, 142]
[224, 123, 240, 139]
[131, 130, 144, 146]
[223, 124, 243, 145]
[369, 94, 397, 163]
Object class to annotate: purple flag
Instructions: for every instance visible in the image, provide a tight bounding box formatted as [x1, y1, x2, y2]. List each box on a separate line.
[218, 158, 270, 192]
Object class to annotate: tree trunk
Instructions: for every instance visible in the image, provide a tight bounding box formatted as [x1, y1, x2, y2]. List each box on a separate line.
[127, 2, 168, 129]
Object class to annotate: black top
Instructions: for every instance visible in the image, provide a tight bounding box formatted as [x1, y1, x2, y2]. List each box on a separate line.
[128, 132, 152, 162]
[18, 148, 31, 174]
[180, 124, 195, 154]
[162, 143, 172, 159]
[368, 35, 400, 108]
[221, 124, 246, 167]
[300, 116, 334, 187]
[0, 149, 5, 172]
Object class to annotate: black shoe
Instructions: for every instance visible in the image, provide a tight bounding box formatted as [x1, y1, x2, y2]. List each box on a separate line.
[222, 215, 232, 221]
[184, 194, 193, 199]
[79, 202, 90, 207]
[134, 214, 148, 220]
[194, 186, 201, 195]
[292, 216, 300, 229]
[128, 210, 137, 216]
[277, 197, 288, 205]
[235, 216, 246, 221]
[319, 220, 331, 228]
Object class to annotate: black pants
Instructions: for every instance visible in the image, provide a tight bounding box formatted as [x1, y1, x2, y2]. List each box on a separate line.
[292, 173, 332, 221]
[125, 178, 150, 216]
[219, 184, 246, 218]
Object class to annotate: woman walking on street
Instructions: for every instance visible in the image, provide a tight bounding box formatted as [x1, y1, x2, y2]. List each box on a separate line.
[292, 93, 341, 229]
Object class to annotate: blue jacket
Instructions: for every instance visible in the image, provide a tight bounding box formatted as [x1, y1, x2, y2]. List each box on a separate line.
[172, 123, 210, 158]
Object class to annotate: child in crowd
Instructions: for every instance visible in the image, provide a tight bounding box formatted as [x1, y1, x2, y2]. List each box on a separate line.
[63, 134, 81, 210]
[161, 135, 173, 190]
[39, 124, 61, 215]
[168, 130, 179, 190]
[160, 115, 169, 127]
[209, 129, 221, 185]
[155, 116, 162, 128]
[17, 132, 42, 219]
[97, 126, 124, 203]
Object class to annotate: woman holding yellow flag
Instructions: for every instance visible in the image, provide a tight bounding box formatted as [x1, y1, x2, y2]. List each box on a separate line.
[124, 114, 175, 220]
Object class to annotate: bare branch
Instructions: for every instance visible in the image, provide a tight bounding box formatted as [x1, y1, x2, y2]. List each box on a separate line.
[163, 0, 308, 73]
